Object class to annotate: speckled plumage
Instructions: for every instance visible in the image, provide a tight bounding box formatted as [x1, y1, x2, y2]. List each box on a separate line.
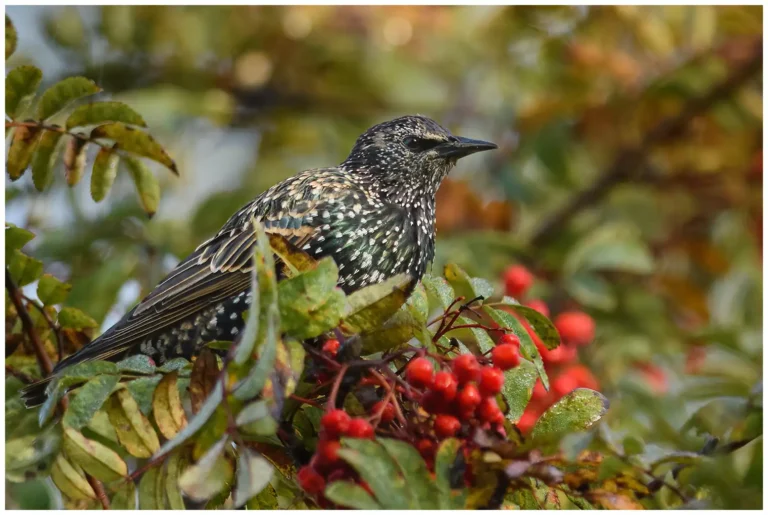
[22, 115, 496, 407]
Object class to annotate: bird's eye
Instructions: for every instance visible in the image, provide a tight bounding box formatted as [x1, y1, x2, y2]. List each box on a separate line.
[403, 136, 441, 152]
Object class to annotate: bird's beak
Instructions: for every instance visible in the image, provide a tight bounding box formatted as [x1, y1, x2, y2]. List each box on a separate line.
[437, 136, 498, 159]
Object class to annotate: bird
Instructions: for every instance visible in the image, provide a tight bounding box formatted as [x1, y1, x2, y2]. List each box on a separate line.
[21, 115, 497, 407]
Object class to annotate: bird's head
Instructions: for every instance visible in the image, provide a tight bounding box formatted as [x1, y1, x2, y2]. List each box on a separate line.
[342, 115, 497, 202]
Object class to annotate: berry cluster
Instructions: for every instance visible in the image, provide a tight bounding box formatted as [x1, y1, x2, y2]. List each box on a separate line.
[502, 264, 600, 432]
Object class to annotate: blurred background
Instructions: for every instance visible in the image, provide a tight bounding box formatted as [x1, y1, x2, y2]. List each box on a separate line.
[5, 5, 763, 509]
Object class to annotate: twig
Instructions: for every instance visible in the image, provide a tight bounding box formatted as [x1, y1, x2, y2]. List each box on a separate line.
[23, 294, 65, 363]
[5, 365, 34, 384]
[6, 269, 54, 376]
[87, 475, 111, 510]
[530, 38, 762, 247]
[5, 120, 115, 153]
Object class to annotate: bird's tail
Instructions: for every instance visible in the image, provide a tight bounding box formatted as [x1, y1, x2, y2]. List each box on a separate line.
[20, 376, 55, 408]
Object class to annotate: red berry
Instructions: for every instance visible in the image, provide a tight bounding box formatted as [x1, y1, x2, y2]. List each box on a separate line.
[565, 365, 599, 390]
[322, 338, 340, 356]
[321, 409, 351, 438]
[498, 333, 521, 348]
[422, 390, 450, 414]
[406, 357, 434, 388]
[637, 363, 668, 394]
[316, 440, 341, 465]
[503, 265, 534, 298]
[432, 371, 458, 401]
[297, 466, 325, 495]
[416, 438, 436, 459]
[554, 311, 595, 347]
[457, 383, 481, 414]
[516, 410, 538, 433]
[477, 396, 504, 424]
[434, 414, 461, 438]
[452, 354, 481, 384]
[492, 344, 520, 371]
[346, 418, 375, 439]
[537, 341, 577, 365]
[525, 299, 550, 317]
[552, 373, 579, 399]
[372, 401, 395, 423]
[478, 367, 505, 397]
[531, 380, 548, 402]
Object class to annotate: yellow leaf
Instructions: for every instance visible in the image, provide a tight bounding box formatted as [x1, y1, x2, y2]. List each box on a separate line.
[91, 122, 177, 174]
[106, 388, 160, 458]
[62, 427, 128, 482]
[7, 125, 42, 180]
[153, 371, 188, 440]
[50, 453, 96, 501]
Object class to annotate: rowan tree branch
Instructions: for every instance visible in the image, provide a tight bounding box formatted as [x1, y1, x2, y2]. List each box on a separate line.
[5, 269, 54, 376]
[530, 38, 763, 248]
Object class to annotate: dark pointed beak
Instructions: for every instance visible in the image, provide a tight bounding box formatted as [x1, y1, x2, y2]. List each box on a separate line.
[437, 136, 498, 159]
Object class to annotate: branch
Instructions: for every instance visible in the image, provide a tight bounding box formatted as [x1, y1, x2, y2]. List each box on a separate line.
[5, 269, 54, 376]
[86, 475, 110, 510]
[530, 38, 762, 247]
[5, 120, 115, 153]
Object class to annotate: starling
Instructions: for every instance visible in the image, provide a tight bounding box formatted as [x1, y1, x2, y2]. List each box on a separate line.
[21, 115, 497, 407]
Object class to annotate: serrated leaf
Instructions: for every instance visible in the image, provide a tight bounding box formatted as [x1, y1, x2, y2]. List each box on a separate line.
[57, 306, 98, 330]
[153, 371, 187, 440]
[106, 388, 160, 458]
[6, 15, 17, 60]
[5, 223, 34, 261]
[233, 448, 273, 507]
[62, 137, 88, 186]
[37, 273, 71, 305]
[267, 232, 316, 274]
[325, 481, 382, 509]
[92, 123, 177, 174]
[138, 465, 164, 510]
[7, 125, 42, 180]
[111, 479, 137, 509]
[359, 307, 421, 355]
[337, 438, 408, 509]
[116, 354, 156, 374]
[179, 436, 233, 501]
[498, 303, 561, 350]
[444, 263, 493, 301]
[50, 453, 96, 501]
[126, 375, 162, 416]
[422, 274, 456, 310]
[6, 65, 42, 119]
[486, 307, 549, 389]
[63, 374, 120, 430]
[162, 453, 186, 510]
[62, 426, 127, 482]
[8, 249, 44, 286]
[31, 129, 64, 191]
[529, 388, 609, 453]
[342, 273, 412, 334]
[37, 77, 101, 121]
[65, 101, 147, 129]
[90, 145, 119, 202]
[378, 437, 439, 509]
[502, 360, 538, 423]
[123, 156, 160, 217]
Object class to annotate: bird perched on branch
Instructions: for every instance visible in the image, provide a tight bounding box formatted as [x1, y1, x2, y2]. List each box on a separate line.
[22, 115, 497, 407]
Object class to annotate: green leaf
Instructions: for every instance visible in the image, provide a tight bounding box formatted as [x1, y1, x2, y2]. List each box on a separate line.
[37, 77, 101, 121]
[123, 156, 161, 217]
[359, 307, 421, 355]
[57, 307, 98, 330]
[233, 308, 278, 401]
[179, 436, 233, 501]
[126, 375, 162, 415]
[232, 448, 274, 507]
[499, 303, 561, 350]
[342, 273, 412, 334]
[5, 224, 34, 262]
[564, 224, 654, 275]
[116, 354, 156, 374]
[111, 479, 137, 509]
[37, 274, 71, 305]
[378, 437, 440, 509]
[31, 130, 64, 191]
[8, 249, 44, 287]
[65, 101, 147, 129]
[422, 274, 456, 310]
[501, 360, 538, 423]
[278, 257, 344, 340]
[337, 438, 408, 509]
[325, 481, 382, 509]
[92, 123, 177, 174]
[163, 452, 187, 510]
[529, 388, 609, 452]
[6, 65, 43, 119]
[444, 263, 493, 300]
[63, 375, 120, 430]
[62, 427, 127, 482]
[90, 146, 120, 202]
[7, 125, 42, 180]
[59, 360, 118, 380]
[486, 307, 548, 389]
[565, 271, 617, 310]
[6, 15, 17, 60]
[138, 465, 163, 509]
[434, 438, 466, 509]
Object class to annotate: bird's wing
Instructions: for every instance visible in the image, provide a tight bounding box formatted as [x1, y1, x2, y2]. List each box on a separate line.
[52, 171, 336, 369]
